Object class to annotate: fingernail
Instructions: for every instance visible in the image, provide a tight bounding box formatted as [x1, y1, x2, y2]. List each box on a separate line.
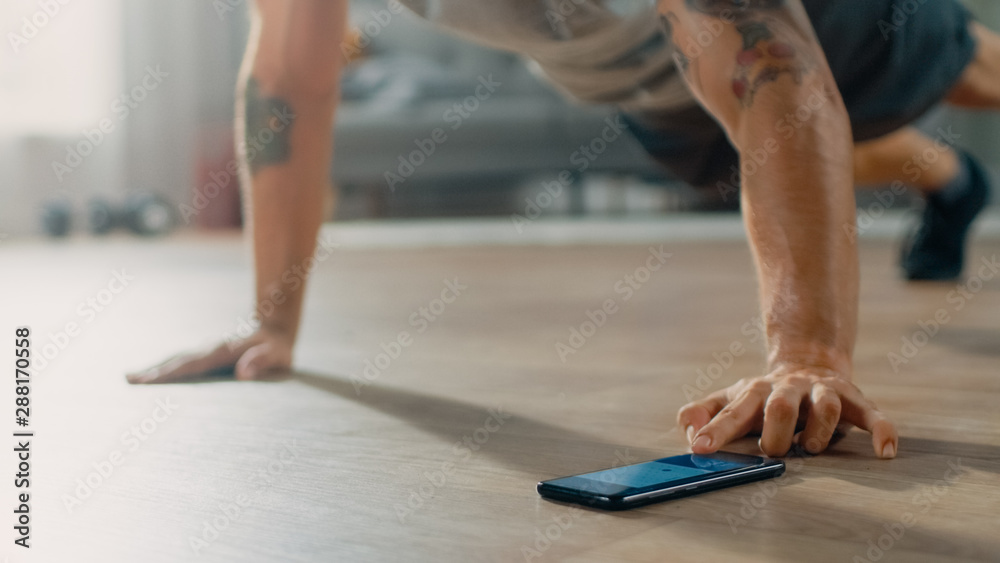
[881, 442, 896, 459]
[692, 435, 712, 451]
[685, 425, 695, 443]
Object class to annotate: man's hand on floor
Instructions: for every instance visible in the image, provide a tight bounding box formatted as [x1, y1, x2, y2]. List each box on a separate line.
[677, 366, 899, 459]
[125, 329, 292, 384]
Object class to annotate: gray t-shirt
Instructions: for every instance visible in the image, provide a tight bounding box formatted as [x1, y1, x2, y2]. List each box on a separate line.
[396, 0, 693, 112]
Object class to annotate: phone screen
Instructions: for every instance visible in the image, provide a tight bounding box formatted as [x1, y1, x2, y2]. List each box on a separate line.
[543, 454, 756, 496]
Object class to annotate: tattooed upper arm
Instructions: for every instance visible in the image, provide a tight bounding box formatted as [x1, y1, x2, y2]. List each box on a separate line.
[659, 0, 824, 125]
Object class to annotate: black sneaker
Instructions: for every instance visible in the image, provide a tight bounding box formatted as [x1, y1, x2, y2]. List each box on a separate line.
[900, 151, 991, 281]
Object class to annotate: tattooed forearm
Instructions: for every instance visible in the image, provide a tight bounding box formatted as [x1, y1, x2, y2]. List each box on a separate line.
[243, 77, 296, 174]
[730, 20, 809, 106]
[662, 0, 814, 108]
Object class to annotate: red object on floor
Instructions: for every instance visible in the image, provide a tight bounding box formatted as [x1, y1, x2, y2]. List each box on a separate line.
[190, 125, 243, 230]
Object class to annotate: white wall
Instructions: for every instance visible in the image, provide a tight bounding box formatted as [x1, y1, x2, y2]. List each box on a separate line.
[0, 0, 125, 236]
[0, 0, 248, 237]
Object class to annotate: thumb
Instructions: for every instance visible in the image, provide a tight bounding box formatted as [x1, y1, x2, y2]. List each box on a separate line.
[235, 341, 290, 381]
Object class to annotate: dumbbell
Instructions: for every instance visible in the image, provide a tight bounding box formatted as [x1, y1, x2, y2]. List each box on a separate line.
[40, 193, 176, 238]
[121, 193, 175, 237]
[40, 198, 73, 238]
[88, 198, 118, 235]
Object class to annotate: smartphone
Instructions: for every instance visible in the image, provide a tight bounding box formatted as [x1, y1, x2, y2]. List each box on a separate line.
[537, 451, 785, 510]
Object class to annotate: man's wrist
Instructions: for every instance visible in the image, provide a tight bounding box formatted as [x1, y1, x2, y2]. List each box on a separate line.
[767, 342, 853, 379]
[257, 322, 298, 347]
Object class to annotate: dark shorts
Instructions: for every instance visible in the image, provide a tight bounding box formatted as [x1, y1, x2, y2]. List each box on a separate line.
[623, 0, 978, 189]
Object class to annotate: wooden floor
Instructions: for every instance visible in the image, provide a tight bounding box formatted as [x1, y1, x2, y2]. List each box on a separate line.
[2, 223, 999, 563]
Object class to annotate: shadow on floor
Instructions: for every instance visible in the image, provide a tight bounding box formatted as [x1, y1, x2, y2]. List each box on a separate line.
[817, 433, 1000, 496]
[292, 372, 1000, 561]
[292, 370, 663, 479]
[138, 369, 1000, 560]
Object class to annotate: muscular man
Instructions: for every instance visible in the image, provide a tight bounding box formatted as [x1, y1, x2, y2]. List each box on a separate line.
[128, 0, 1000, 460]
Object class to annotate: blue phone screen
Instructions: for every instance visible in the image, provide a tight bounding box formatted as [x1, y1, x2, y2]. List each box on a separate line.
[546, 454, 753, 496]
